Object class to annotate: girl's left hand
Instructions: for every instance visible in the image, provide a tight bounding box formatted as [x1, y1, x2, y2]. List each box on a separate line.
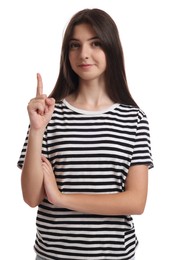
[41, 155, 62, 205]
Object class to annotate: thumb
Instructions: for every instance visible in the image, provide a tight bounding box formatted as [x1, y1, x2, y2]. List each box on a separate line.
[45, 98, 55, 109]
[50, 97, 55, 104]
[45, 97, 55, 106]
[44, 97, 55, 115]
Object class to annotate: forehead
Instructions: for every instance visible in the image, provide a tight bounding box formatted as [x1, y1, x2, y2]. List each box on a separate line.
[71, 23, 97, 39]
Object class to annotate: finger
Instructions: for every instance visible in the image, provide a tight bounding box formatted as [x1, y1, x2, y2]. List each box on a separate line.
[45, 97, 55, 106]
[42, 162, 50, 174]
[36, 73, 43, 97]
[44, 97, 55, 113]
[41, 154, 47, 162]
[41, 155, 51, 167]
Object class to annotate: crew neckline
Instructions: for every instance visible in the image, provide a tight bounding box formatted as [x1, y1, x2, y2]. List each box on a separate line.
[62, 99, 120, 115]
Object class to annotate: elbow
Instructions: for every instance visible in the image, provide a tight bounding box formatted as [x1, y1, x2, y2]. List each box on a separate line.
[21, 181, 44, 208]
[22, 190, 42, 208]
[23, 195, 39, 208]
[132, 201, 146, 215]
[26, 201, 38, 208]
[134, 207, 145, 215]
[127, 190, 147, 215]
[22, 190, 45, 208]
[22, 190, 44, 208]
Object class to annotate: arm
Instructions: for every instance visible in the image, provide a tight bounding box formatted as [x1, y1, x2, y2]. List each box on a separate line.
[21, 73, 55, 207]
[43, 156, 148, 215]
[21, 128, 45, 207]
[61, 165, 148, 215]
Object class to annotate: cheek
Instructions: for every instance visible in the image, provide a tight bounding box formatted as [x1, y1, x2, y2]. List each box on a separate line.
[99, 53, 107, 70]
[69, 53, 75, 68]
[101, 51, 107, 62]
[95, 49, 106, 63]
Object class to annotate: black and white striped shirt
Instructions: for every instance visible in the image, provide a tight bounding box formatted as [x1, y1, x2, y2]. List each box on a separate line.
[18, 100, 153, 260]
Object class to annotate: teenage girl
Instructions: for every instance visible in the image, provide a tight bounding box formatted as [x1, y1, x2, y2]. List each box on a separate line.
[18, 8, 153, 260]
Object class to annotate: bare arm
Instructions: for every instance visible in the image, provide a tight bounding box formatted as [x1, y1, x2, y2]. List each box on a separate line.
[21, 73, 55, 207]
[42, 156, 148, 215]
[21, 128, 45, 207]
[60, 165, 148, 215]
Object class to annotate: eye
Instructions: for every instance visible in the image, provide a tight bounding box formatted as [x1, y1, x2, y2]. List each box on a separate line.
[91, 40, 102, 48]
[69, 41, 80, 50]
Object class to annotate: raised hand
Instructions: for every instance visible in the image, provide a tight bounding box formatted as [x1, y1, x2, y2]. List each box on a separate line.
[27, 73, 55, 130]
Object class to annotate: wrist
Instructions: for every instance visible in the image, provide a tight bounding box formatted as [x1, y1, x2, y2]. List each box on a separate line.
[29, 126, 46, 137]
[57, 193, 72, 210]
[56, 191, 65, 207]
[49, 190, 64, 207]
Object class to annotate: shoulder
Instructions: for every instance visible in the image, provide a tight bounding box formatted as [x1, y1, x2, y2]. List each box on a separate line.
[117, 104, 147, 118]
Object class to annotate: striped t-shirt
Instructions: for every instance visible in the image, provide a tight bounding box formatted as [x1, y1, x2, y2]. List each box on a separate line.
[18, 100, 153, 260]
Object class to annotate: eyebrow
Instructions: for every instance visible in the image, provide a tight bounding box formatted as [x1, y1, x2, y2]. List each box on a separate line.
[69, 36, 99, 41]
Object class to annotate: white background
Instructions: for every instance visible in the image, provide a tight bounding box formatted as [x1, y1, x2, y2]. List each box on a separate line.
[0, 0, 169, 259]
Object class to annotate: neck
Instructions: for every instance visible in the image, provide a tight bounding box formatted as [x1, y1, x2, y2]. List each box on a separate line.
[66, 80, 114, 111]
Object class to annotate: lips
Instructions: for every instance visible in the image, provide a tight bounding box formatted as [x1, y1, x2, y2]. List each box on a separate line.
[79, 64, 92, 68]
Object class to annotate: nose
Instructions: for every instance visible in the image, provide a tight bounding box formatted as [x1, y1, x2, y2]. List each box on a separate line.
[80, 44, 89, 60]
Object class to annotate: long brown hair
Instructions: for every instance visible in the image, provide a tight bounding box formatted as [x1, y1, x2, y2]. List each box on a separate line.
[49, 8, 138, 107]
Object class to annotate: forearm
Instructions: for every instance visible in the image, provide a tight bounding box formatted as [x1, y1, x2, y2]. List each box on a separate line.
[59, 190, 146, 216]
[21, 128, 45, 207]
[43, 162, 148, 216]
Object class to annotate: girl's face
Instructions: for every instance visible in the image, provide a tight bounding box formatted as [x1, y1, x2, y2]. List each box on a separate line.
[68, 23, 107, 82]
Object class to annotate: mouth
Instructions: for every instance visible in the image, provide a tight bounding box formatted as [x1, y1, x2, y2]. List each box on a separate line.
[78, 64, 93, 68]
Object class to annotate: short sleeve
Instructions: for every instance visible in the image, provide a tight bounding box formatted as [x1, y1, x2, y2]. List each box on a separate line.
[17, 125, 49, 169]
[130, 111, 154, 169]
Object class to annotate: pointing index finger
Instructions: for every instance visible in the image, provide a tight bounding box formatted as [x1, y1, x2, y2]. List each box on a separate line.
[36, 73, 43, 97]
